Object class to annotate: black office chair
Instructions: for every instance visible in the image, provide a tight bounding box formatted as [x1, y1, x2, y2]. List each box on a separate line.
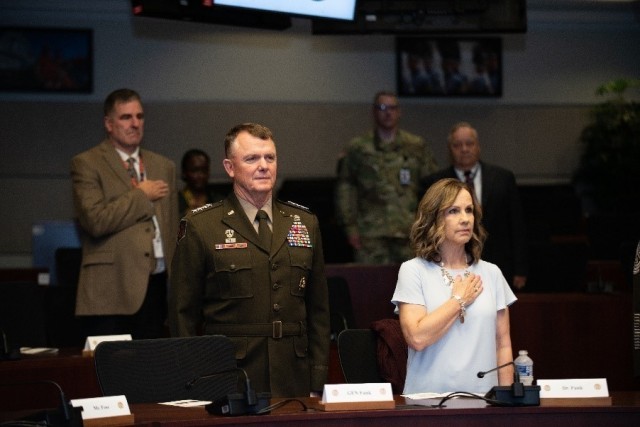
[337, 329, 383, 384]
[327, 276, 356, 340]
[94, 335, 238, 403]
[55, 247, 82, 287]
[0, 281, 48, 357]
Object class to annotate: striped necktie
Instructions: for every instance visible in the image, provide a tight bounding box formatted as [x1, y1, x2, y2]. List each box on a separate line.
[126, 157, 139, 183]
[464, 170, 474, 190]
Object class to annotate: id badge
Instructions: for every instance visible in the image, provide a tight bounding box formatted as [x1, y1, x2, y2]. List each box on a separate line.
[399, 168, 411, 186]
[153, 235, 164, 258]
[152, 216, 164, 258]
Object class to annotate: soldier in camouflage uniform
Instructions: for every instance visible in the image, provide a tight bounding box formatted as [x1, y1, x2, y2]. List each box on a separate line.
[336, 91, 438, 264]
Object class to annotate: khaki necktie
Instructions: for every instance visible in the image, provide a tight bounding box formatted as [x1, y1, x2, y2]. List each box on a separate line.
[256, 210, 272, 248]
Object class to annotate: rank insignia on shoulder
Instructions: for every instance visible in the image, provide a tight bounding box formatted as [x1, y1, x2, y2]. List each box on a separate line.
[191, 203, 213, 214]
[282, 200, 311, 212]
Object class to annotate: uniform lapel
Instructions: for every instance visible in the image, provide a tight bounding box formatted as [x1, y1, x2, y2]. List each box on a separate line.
[141, 150, 165, 225]
[100, 140, 132, 187]
[221, 195, 263, 249]
[272, 201, 294, 255]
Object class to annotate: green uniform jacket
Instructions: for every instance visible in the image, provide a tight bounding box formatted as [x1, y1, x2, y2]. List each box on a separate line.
[169, 193, 330, 397]
[336, 129, 438, 240]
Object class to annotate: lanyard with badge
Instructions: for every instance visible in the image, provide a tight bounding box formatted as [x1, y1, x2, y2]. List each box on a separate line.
[123, 155, 165, 268]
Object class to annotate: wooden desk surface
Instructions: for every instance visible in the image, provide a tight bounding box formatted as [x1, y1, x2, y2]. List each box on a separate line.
[128, 393, 640, 427]
[0, 348, 100, 411]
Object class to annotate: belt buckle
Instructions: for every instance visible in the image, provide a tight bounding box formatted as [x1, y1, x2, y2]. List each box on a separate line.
[272, 321, 283, 339]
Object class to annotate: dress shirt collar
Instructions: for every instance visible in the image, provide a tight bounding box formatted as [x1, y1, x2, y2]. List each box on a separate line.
[236, 196, 273, 232]
[115, 146, 141, 163]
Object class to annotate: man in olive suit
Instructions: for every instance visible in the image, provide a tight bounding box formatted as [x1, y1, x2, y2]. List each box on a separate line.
[71, 88, 178, 338]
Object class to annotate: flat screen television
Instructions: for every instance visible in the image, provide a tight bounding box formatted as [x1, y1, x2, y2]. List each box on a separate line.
[312, 0, 527, 34]
[214, 0, 358, 21]
[132, 0, 292, 30]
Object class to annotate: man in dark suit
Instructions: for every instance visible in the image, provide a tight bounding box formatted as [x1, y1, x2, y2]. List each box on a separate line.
[169, 123, 330, 397]
[71, 88, 178, 338]
[422, 122, 528, 290]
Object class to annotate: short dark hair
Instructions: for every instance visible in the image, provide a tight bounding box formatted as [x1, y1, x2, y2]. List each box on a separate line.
[224, 123, 274, 158]
[103, 88, 141, 117]
[181, 149, 210, 174]
[373, 90, 398, 105]
[447, 121, 478, 145]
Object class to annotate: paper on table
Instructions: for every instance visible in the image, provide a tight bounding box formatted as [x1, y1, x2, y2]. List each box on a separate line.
[20, 347, 59, 355]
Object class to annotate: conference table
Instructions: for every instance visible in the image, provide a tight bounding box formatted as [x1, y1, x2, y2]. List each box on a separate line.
[2, 352, 640, 426]
[125, 393, 640, 427]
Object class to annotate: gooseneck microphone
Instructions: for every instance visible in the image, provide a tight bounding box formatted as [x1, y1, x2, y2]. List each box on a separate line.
[186, 367, 257, 405]
[478, 361, 540, 406]
[0, 380, 83, 427]
[185, 368, 271, 416]
[477, 361, 517, 379]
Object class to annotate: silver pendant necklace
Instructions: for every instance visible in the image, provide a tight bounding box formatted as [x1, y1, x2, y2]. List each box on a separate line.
[440, 262, 470, 286]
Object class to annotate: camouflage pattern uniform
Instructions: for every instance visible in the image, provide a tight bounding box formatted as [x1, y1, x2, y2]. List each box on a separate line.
[336, 129, 438, 264]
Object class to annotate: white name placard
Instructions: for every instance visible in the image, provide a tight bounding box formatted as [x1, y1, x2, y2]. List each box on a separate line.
[70, 395, 131, 420]
[84, 334, 132, 351]
[321, 383, 393, 403]
[538, 378, 609, 398]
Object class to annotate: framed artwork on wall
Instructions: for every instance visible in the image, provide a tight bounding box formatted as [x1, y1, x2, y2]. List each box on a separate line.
[0, 27, 93, 93]
[397, 37, 502, 97]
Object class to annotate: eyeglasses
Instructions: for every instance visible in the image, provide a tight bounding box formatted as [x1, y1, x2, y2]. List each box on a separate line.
[374, 104, 399, 112]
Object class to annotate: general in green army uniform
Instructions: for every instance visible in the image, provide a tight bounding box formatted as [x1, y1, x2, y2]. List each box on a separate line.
[169, 123, 329, 397]
[336, 91, 438, 264]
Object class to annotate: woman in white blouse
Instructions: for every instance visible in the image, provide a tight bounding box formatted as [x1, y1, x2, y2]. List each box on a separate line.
[392, 178, 517, 394]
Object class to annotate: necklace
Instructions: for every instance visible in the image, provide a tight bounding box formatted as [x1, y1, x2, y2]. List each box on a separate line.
[440, 262, 470, 286]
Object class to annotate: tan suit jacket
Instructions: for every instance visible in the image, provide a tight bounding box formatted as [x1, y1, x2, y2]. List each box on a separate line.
[71, 140, 178, 315]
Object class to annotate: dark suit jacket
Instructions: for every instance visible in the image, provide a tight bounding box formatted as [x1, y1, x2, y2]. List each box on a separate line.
[422, 162, 528, 284]
[71, 140, 178, 315]
[169, 193, 330, 397]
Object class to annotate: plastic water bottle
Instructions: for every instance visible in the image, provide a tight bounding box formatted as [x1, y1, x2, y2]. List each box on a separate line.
[514, 350, 534, 386]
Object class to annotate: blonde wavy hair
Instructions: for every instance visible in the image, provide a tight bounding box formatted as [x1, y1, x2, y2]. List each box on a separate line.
[410, 178, 487, 264]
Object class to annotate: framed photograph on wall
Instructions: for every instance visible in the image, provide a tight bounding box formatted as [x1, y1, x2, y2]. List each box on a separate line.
[397, 37, 502, 97]
[0, 27, 93, 93]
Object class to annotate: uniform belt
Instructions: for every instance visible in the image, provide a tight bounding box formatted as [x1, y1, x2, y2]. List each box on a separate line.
[207, 321, 305, 339]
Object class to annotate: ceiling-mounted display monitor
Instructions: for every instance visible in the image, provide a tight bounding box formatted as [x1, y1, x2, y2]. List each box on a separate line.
[312, 0, 527, 34]
[131, 0, 292, 31]
[215, 0, 358, 21]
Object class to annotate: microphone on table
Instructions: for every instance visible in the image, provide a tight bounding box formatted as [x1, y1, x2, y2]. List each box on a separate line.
[0, 380, 83, 427]
[1, 329, 21, 360]
[477, 361, 517, 379]
[185, 368, 271, 416]
[478, 361, 541, 406]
